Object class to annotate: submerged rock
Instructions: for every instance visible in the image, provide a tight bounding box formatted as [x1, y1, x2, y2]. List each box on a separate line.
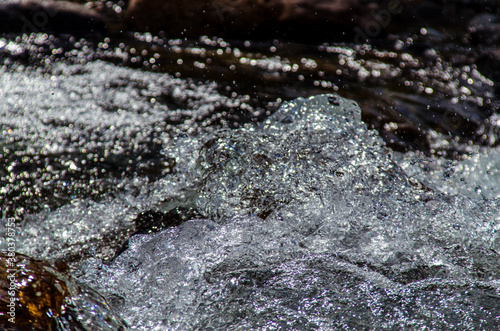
[0, 252, 126, 330]
[78, 94, 500, 329]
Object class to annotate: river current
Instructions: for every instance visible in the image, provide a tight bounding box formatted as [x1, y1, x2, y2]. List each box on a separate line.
[1, 1, 500, 330]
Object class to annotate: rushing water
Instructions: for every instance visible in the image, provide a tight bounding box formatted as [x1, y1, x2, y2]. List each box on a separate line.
[2, 86, 500, 329]
[2, 29, 500, 219]
[76, 93, 500, 330]
[1, 1, 500, 329]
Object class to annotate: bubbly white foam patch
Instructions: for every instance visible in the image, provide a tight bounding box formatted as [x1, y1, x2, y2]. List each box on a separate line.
[0, 60, 248, 156]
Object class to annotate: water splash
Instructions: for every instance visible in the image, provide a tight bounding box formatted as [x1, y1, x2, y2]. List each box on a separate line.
[77, 94, 500, 329]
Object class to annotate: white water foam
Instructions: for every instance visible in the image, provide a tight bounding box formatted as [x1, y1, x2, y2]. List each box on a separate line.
[76, 94, 500, 329]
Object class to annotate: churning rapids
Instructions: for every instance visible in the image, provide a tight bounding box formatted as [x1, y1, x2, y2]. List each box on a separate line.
[1, 1, 500, 328]
[79, 93, 500, 330]
[1, 58, 499, 328]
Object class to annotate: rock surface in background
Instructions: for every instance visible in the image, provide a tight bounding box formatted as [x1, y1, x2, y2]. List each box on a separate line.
[125, 0, 500, 40]
[125, 0, 364, 40]
[0, 0, 106, 35]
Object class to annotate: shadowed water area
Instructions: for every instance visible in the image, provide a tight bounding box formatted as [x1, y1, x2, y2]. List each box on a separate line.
[0, 0, 500, 329]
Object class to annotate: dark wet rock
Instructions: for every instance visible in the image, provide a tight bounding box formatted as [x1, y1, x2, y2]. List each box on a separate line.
[125, 0, 500, 41]
[0, 252, 126, 330]
[125, 0, 365, 40]
[390, 0, 500, 28]
[0, 0, 106, 36]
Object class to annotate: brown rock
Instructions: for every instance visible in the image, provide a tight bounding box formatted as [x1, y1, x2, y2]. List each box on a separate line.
[0, 252, 125, 330]
[0, 0, 106, 35]
[125, 0, 363, 40]
[0, 252, 68, 330]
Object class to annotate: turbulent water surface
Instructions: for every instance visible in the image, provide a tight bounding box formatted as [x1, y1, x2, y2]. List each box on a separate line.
[77, 94, 500, 329]
[2, 88, 500, 329]
[1, 1, 500, 330]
